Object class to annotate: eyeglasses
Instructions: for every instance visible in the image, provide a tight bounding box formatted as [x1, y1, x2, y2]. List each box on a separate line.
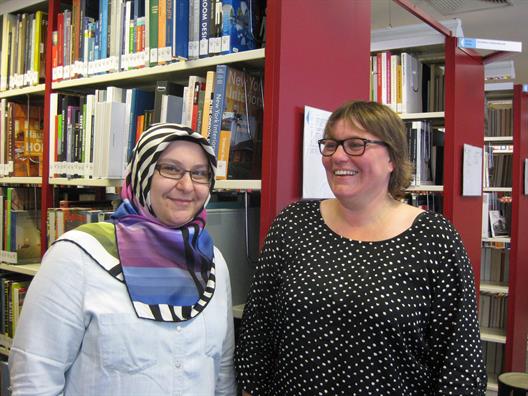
[318, 137, 387, 157]
[155, 163, 211, 184]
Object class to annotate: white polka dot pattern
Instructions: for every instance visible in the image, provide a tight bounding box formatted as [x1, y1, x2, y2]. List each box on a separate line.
[235, 200, 487, 395]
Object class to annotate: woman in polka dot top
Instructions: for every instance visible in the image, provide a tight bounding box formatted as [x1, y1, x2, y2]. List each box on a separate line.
[235, 101, 487, 395]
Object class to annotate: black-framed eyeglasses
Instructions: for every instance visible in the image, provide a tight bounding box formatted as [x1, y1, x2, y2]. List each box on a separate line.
[318, 137, 387, 157]
[155, 163, 212, 184]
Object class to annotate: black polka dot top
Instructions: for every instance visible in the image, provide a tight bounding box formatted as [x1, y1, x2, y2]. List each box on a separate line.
[235, 200, 486, 396]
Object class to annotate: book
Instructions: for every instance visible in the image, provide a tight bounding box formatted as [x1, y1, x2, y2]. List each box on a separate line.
[152, 81, 184, 124]
[127, 89, 154, 161]
[173, 0, 189, 59]
[209, 65, 263, 179]
[401, 52, 422, 114]
[200, 70, 216, 139]
[489, 210, 508, 238]
[198, 0, 210, 58]
[221, 0, 257, 54]
[10, 101, 44, 177]
[160, 94, 183, 124]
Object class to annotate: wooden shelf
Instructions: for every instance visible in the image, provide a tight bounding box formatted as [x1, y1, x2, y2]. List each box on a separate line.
[0, 263, 40, 276]
[482, 236, 511, 243]
[52, 49, 265, 90]
[0, 177, 42, 185]
[483, 187, 512, 192]
[481, 327, 507, 344]
[0, 83, 45, 98]
[49, 177, 262, 191]
[399, 111, 444, 120]
[405, 185, 444, 192]
[480, 281, 509, 295]
[49, 177, 122, 187]
[214, 180, 261, 191]
[485, 136, 513, 143]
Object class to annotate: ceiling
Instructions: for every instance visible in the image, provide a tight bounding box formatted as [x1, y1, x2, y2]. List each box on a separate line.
[371, 0, 528, 85]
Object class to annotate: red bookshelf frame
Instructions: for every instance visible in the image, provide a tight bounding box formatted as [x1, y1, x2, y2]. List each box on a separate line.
[504, 84, 528, 372]
[259, 0, 371, 243]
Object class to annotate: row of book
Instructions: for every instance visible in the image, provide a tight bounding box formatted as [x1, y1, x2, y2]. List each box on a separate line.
[485, 99, 513, 137]
[403, 192, 443, 213]
[0, 99, 44, 177]
[48, 64, 263, 181]
[483, 146, 513, 188]
[481, 246, 510, 284]
[482, 192, 512, 239]
[369, 51, 445, 114]
[405, 120, 444, 186]
[479, 293, 508, 330]
[47, 206, 114, 247]
[0, 273, 31, 339]
[51, 0, 265, 81]
[482, 341, 504, 379]
[0, 11, 47, 91]
[0, 187, 41, 265]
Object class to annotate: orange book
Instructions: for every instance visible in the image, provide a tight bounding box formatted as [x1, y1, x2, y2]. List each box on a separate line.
[135, 114, 145, 143]
[157, 0, 166, 64]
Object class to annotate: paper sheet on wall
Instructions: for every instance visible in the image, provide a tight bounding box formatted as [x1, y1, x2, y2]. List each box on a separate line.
[302, 106, 334, 199]
[462, 144, 483, 196]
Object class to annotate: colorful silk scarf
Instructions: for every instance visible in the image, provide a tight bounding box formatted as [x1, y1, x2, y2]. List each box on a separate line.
[59, 124, 219, 322]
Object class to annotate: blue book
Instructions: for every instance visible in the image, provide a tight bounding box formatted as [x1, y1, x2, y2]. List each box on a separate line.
[221, 0, 256, 54]
[99, 0, 109, 59]
[166, 0, 174, 55]
[174, 0, 189, 59]
[209, 64, 228, 155]
[198, 0, 210, 57]
[127, 89, 155, 161]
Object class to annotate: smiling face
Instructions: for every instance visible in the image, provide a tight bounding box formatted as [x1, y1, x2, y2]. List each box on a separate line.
[322, 119, 394, 205]
[150, 140, 211, 227]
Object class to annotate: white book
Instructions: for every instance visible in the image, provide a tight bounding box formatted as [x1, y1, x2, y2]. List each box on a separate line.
[481, 193, 490, 239]
[123, 1, 132, 67]
[1, 14, 17, 91]
[93, 101, 107, 178]
[106, 86, 125, 103]
[122, 89, 133, 174]
[48, 93, 59, 173]
[181, 86, 189, 126]
[401, 52, 422, 114]
[105, 101, 128, 178]
[84, 94, 95, 167]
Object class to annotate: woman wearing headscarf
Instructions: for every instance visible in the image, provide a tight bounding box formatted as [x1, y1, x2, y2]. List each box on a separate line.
[9, 124, 236, 395]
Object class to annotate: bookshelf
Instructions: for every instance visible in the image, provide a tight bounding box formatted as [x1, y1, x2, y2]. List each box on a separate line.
[0, 0, 269, 355]
[368, 19, 485, 280]
[480, 84, 528, 383]
[504, 84, 528, 371]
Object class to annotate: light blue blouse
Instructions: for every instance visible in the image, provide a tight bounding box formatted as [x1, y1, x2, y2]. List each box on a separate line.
[9, 240, 236, 396]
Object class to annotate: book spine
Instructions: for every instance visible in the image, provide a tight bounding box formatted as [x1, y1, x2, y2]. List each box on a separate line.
[149, 0, 159, 66]
[198, 0, 210, 58]
[209, 64, 227, 156]
[174, 0, 189, 59]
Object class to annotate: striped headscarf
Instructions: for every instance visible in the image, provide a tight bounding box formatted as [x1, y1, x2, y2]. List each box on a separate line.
[109, 123, 219, 322]
[123, 123, 217, 218]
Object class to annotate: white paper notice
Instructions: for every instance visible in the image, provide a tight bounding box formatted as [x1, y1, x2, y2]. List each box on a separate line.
[462, 144, 483, 197]
[302, 106, 334, 199]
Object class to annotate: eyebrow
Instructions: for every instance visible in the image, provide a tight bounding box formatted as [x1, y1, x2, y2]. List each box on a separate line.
[157, 160, 209, 169]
